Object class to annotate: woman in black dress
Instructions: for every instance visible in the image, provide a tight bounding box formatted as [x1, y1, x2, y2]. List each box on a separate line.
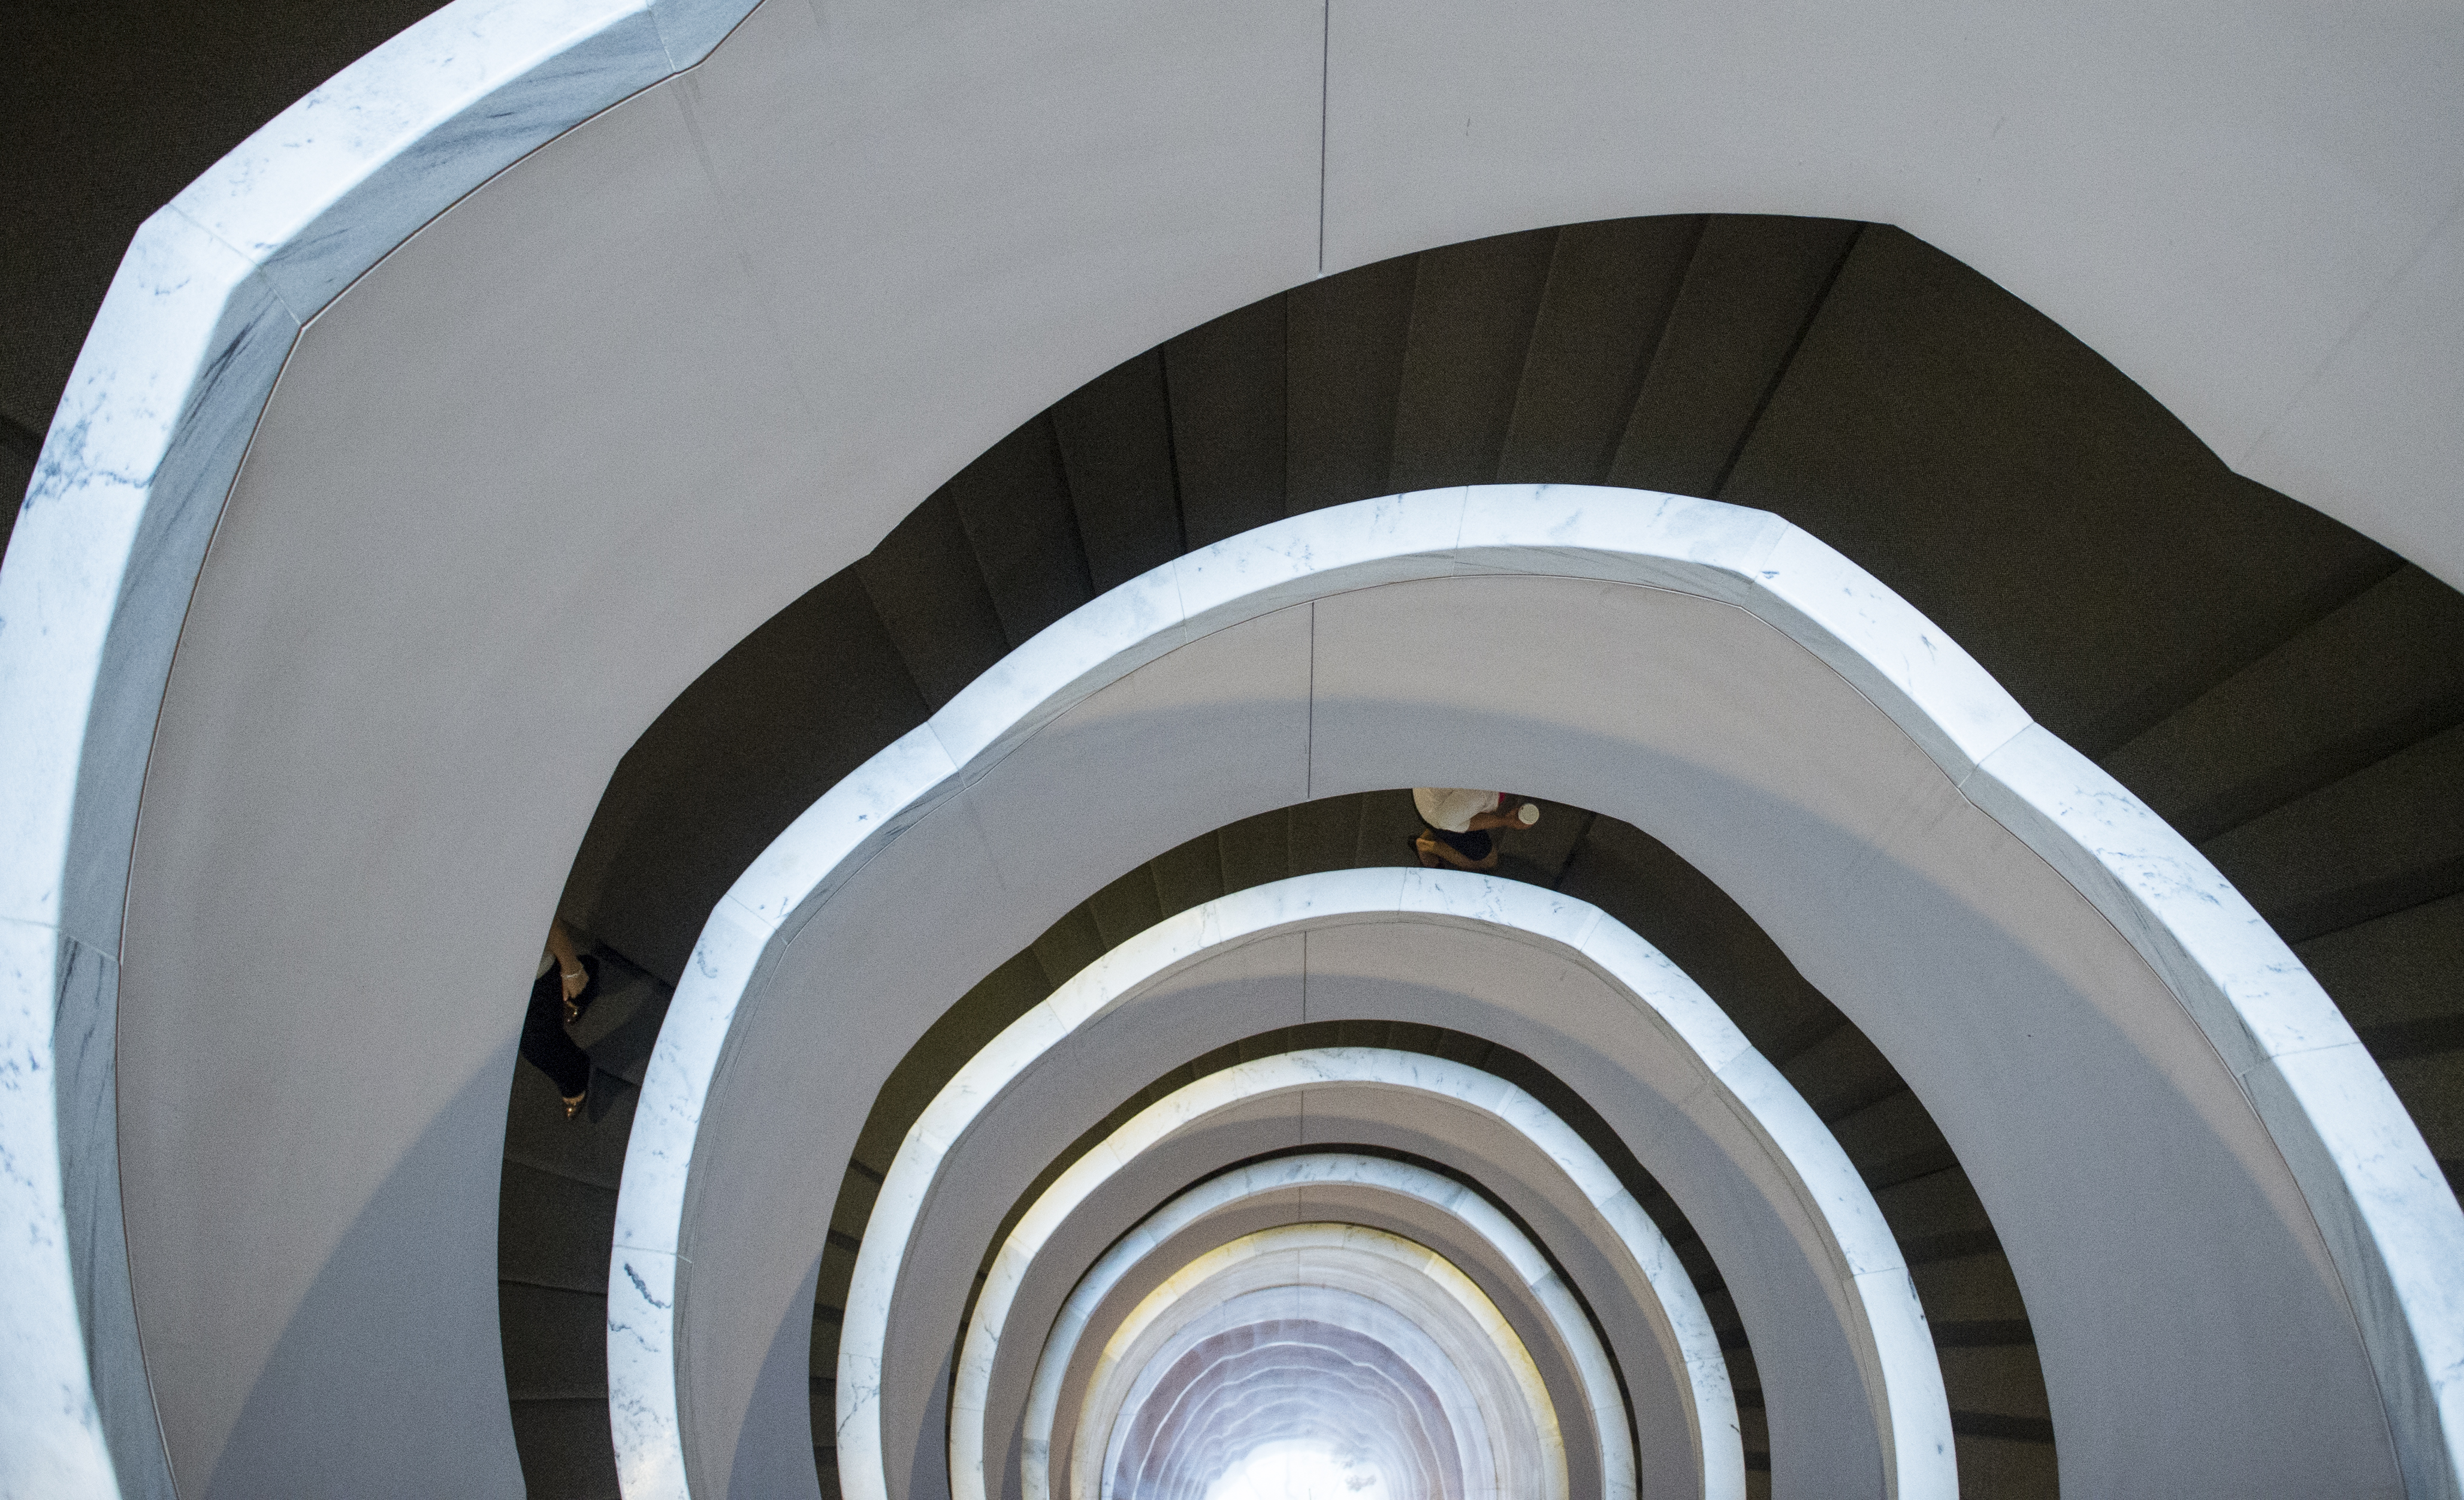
[520, 918, 598, 1119]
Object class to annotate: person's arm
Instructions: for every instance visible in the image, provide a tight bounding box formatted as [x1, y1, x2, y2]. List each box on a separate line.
[547, 919, 588, 1001]
[1463, 802, 1538, 832]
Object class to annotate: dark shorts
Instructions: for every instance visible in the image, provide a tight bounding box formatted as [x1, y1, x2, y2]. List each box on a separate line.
[1423, 825, 1493, 862]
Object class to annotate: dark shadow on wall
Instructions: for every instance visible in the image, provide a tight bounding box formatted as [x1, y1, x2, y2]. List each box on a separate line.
[204, 1059, 524, 1500]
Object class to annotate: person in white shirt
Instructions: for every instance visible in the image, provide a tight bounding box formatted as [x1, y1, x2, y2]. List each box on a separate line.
[1412, 787, 1540, 871]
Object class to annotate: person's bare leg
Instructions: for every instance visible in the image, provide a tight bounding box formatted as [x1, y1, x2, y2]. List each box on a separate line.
[1415, 832, 1497, 872]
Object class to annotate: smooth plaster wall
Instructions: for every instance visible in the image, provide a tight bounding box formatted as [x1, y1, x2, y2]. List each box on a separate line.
[2, 0, 2457, 1492]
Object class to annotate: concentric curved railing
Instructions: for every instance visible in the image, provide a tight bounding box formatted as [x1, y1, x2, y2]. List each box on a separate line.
[613, 486, 2461, 1498]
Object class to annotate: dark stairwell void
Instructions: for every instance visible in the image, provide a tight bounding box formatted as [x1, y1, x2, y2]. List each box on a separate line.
[502, 213, 2463, 1498]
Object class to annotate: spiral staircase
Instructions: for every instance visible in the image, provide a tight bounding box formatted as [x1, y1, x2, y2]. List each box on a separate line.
[485, 214, 2464, 1499]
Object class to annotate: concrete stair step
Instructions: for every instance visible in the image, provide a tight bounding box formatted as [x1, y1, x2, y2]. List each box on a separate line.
[576, 569, 932, 984]
[498, 1161, 617, 1293]
[500, 1282, 609, 1400]
[2103, 564, 2464, 841]
[1496, 216, 1701, 487]
[502, 1054, 639, 1192]
[1951, 1432, 2061, 1498]
[1385, 227, 1558, 493]
[1159, 298, 1288, 550]
[1604, 215, 1861, 500]
[1285, 254, 1418, 515]
[2203, 723, 2464, 944]
[948, 418, 1096, 648]
[857, 486, 1011, 711]
[1050, 349, 1185, 594]
[507, 1396, 621, 1500]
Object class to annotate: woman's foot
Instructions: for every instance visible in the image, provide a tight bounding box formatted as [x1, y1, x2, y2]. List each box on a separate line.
[563, 1089, 587, 1121]
[560, 953, 600, 1025]
[1412, 832, 1445, 868]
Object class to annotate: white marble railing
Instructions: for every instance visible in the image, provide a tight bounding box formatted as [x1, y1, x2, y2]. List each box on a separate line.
[611, 485, 2461, 1500]
[0, 4, 762, 1494]
[843, 859, 1924, 1500]
[6, 0, 2457, 1484]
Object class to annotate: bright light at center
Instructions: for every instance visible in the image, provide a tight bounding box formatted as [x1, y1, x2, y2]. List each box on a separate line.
[1201, 1439, 1388, 1500]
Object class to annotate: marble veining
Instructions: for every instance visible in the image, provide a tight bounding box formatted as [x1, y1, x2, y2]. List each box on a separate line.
[1, 198, 306, 1500]
[0, 4, 2440, 1492]
[0, 915, 117, 1498]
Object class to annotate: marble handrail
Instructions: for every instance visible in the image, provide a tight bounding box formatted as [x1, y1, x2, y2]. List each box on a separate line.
[0, 2, 760, 1492]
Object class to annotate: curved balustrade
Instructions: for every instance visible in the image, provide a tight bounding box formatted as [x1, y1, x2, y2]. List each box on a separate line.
[611, 487, 2456, 1499]
[1074, 1224, 1560, 1500]
[4, 0, 2458, 1492]
[965, 1088, 1667, 1500]
[1017, 1154, 1651, 1500]
[839, 869, 1942, 1500]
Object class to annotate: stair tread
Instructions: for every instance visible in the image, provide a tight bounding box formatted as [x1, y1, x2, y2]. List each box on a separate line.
[507, 1395, 622, 1500]
[2202, 722, 2464, 942]
[2102, 563, 2464, 839]
[1909, 1258, 2033, 1323]
[1352, 789, 1430, 871]
[2377, 1051, 2464, 1161]
[1083, 861, 1170, 953]
[1606, 215, 1858, 500]
[500, 1282, 610, 1399]
[2299, 891, 2464, 1033]
[1937, 1345, 2055, 1417]
[1050, 350, 1185, 593]
[1285, 257, 1415, 515]
[1550, 815, 1842, 1058]
[1387, 228, 1557, 493]
[581, 569, 931, 983]
[1952, 1432, 2061, 1500]
[949, 418, 1095, 646]
[1163, 298, 1288, 549]
[503, 1059, 639, 1190]
[498, 1160, 617, 1291]
[857, 487, 1011, 710]
[1216, 807, 1295, 895]
[1288, 793, 1368, 879]
[1723, 224, 2393, 757]
[1497, 216, 1701, 486]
